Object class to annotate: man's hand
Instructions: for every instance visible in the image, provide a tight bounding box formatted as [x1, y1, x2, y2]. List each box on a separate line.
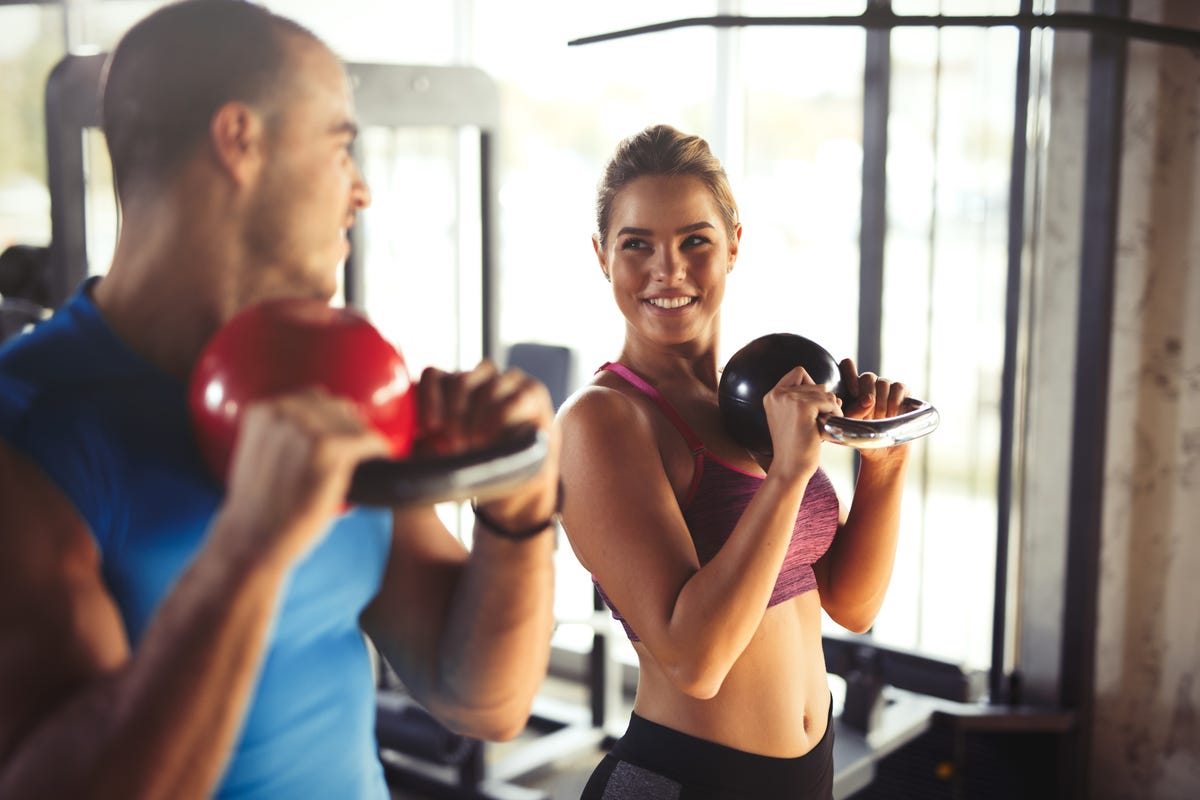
[416, 360, 559, 522]
[212, 387, 393, 569]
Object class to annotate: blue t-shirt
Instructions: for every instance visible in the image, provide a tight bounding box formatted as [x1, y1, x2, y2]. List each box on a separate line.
[0, 278, 393, 798]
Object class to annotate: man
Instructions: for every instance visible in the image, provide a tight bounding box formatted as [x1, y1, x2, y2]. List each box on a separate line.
[0, 1, 559, 797]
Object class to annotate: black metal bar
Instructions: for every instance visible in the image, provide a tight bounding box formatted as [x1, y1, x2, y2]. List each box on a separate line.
[567, 10, 1200, 51]
[480, 131, 498, 361]
[1061, 1, 1128, 797]
[459, 741, 486, 789]
[589, 587, 608, 730]
[852, 1, 889, 492]
[857, 1, 888, 378]
[42, 53, 106, 308]
[823, 633, 987, 704]
[991, 0, 1035, 707]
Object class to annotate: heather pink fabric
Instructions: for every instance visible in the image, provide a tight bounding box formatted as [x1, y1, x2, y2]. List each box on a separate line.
[592, 363, 839, 642]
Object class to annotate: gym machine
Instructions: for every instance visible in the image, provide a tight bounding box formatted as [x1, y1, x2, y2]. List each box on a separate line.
[0, 244, 51, 344]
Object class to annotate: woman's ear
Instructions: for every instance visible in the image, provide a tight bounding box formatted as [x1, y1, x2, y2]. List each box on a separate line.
[593, 234, 611, 282]
[727, 223, 742, 273]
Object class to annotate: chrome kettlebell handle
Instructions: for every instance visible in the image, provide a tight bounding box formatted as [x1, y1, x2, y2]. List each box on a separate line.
[820, 397, 941, 450]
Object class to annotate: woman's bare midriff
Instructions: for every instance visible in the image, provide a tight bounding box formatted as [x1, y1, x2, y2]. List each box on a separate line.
[629, 589, 832, 758]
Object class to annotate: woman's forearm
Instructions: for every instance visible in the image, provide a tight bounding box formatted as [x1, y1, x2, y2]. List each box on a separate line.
[821, 450, 910, 631]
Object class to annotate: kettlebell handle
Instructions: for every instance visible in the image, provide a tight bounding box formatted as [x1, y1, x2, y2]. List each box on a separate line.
[819, 397, 940, 450]
[348, 427, 549, 506]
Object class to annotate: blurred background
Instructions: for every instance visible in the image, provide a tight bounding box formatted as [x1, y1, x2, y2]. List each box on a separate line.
[1, 2, 1197, 798]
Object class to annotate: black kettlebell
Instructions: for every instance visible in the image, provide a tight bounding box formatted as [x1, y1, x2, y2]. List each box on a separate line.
[718, 333, 844, 455]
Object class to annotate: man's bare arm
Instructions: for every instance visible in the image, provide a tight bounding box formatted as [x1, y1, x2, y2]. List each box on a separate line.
[360, 499, 557, 741]
[360, 361, 559, 740]
[0, 440, 292, 798]
[0, 391, 391, 798]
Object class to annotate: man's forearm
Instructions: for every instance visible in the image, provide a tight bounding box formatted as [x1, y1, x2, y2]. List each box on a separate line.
[429, 528, 556, 741]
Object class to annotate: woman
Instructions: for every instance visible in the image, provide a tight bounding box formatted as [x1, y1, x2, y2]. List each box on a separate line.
[556, 124, 914, 799]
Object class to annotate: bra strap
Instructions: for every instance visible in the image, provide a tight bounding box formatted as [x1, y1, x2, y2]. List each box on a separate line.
[597, 362, 706, 455]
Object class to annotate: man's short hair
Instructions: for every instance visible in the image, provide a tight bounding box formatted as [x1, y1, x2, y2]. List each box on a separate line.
[101, 0, 320, 196]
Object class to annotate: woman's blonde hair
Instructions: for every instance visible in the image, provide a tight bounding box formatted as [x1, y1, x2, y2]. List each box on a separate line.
[594, 124, 739, 249]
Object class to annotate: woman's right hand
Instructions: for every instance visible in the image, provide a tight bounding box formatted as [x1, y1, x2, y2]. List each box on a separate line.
[762, 365, 842, 481]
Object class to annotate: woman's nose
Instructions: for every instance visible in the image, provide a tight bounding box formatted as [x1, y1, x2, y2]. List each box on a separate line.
[651, 248, 685, 283]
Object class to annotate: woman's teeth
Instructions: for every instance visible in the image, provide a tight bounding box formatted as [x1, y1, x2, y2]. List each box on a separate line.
[647, 297, 694, 309]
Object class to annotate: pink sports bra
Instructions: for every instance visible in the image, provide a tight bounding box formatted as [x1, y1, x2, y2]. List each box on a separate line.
[592, 362, 840, 642]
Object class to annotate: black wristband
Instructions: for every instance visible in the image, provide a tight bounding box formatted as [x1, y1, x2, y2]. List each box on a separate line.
[470, 481, 563, 541]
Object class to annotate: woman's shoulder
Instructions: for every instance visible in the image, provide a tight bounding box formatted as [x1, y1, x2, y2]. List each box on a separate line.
[558, 376, 645, 430]
[562, 368, 677, 450]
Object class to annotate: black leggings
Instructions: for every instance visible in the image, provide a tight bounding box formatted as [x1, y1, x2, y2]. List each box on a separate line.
[581, 705, 834, 800]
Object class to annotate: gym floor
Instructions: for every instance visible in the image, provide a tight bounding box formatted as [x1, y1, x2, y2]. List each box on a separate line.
[387, 674, 621, 800]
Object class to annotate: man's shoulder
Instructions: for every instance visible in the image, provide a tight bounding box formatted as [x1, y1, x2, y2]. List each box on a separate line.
[0, 310, 90, 412]
[1, 288, 146, 381]
[0, 299, 139, 443]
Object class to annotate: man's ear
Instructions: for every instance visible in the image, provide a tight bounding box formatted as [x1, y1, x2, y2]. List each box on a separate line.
[592, 234, 610, 282]
[209, 101, 266, 187]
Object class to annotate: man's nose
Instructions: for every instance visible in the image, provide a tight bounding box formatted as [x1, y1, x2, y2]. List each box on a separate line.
[351, 163, 371, 209]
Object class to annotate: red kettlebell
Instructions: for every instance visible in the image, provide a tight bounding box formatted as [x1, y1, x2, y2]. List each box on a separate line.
[188, 297, 417, 487]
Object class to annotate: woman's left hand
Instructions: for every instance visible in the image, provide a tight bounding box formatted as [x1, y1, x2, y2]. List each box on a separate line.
[837, 357, 909, 420]
[837, 357, 913, 460]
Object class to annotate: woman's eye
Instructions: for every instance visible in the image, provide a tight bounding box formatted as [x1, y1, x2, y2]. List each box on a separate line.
[683, 235, 710, 247]
[620, 238, 646, 250]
